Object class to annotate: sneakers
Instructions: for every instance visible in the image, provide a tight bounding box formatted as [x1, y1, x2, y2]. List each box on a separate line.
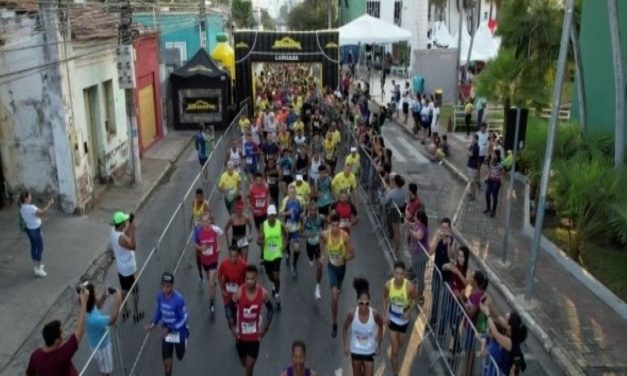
[331, 323, 338, 338]
[33, 265, 47, 277]
[314, 285, 321, 300]
[291, 268, 297, 281]
[274, 292, 281, 311]
[309, 260, 314, 268]
[197, 276, 203, 287]
[210, 304, 215, 322]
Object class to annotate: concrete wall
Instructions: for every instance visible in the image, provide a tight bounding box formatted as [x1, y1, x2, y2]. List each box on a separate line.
[134, 12, 227, 62]
[571, 0, 627, 142]
[0, 7, 77, 210]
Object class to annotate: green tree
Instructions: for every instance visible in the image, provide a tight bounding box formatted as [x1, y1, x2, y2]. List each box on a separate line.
[287, 0, 328, 30]
[232, 0, 253, 28]
[261, 9, 277, 30]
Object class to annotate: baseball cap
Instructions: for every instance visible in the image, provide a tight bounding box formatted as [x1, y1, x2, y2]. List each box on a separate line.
[296, 174, 303, 181]
[267, 204, 277, 216]
[161, 272, 175, 284]
[112, 211, 130, 225]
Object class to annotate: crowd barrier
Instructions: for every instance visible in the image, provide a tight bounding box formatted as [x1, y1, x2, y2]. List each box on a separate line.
[77, 105, 248, 376]
[345, 129, 501, 375]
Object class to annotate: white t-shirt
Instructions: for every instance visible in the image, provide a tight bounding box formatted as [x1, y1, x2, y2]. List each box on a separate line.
[477, 131, 489, 157]
[20, 204, 41, 229]
[431, 106, 440, 132]
[111, 228, 137, 277]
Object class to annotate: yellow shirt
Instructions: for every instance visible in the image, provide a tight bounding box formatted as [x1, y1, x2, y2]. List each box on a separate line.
[288, 181, 311, 202]
[293, 120, 304, 133]
[278, 131, 291, 149]
[239, 117, 251, 133]
[325, 230, 349, 266]
[323, 139, 336, 159]
[332, 172, 357, 196]
[345, 153, 360, 174]
[218, 171, 240, 192]
[332, 130, 341, 146]
[465, 102, 473, 114]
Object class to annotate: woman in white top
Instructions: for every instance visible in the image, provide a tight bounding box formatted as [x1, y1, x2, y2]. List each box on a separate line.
[19, 192, 54, 277]
[227, 140, 242, 173]
[343, 278, 383, 376]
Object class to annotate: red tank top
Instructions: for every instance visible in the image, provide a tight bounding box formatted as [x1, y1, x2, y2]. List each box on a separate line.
[237, 285, 265, 342]
[250, 184, 269, 217]
[335, 202, 353, 234]
[197, 226, 219, 265]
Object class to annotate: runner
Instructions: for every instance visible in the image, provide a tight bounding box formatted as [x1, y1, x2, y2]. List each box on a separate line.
[301, 200, 324, 300]
[345, 146, 361, 181]
[218, 161, 241, 214]
[242, 132, 261, 182]
[278, 124, 292, 151]
[308, 151, 323, 186]
[383, 261, 418, 376]
[194, 123, 214, 168]
[279, 148, 295, 196]
[218, 245, 247, 334]
[264, 156, 281, 206]
[294, 146, 311, 182]
[225, 200, 254, 261]
[289, 174, 312, 203]
[294, 129, 308, 150]
[145, 272, 189, 376]
[342, 277, 383, 376]
[280, 340, 317, 376]
[310, 133, 323, 157]
[262, 133, 281, 164]
[314, 164, 334, 217]
[191, 188, 210, 286]
[258, 205, 288, 310]
[280, 185, 305, 279]
[323, 131, 337, 174]
[233, 265, 274, 376]
[330, 190, 359, 235]
[227, 139, 242, 174]
[332, 164, 357, 202]
[249, 172, 270, 233]
[321, 213, 355, 337]
[193, 213, 225, 321]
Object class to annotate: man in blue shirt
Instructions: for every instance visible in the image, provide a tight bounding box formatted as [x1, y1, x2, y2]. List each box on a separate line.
[84, 282, 123, 376]
[145, 272, 188, 376]
[195, 123, 214, 168]
[243, 132, 260, 180]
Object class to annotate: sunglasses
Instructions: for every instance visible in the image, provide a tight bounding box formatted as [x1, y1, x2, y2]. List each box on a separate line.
[359, 301, 370, 306]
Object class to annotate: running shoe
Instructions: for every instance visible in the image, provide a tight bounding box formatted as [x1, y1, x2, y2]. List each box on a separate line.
[314, 285, 321, 300]
[197, 276, 203, 287]
[210, 304, 215, 322]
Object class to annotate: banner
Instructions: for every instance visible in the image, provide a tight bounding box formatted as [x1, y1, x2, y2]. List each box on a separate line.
[178, 88, 223, 124]
[234, 31, 340, 113]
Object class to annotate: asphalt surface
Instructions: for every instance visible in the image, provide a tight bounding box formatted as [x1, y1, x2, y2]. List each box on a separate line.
[75, 141, 441, 376]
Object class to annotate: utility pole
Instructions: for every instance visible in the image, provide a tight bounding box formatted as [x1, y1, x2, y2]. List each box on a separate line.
[501, 108, 521, 264]
[118, 0, 142, 183]
[199, 0, 207, 49]
[454, 8, 462, 104]
[525, 0, 574, 300]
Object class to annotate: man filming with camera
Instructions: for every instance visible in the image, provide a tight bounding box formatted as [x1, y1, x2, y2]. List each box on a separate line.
[111, 211, 143, 323]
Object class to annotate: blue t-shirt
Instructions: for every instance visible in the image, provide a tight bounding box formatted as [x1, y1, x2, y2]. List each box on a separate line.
[195, 131, 207, 159]
[243, 141, 258, 166]
[86, 307, 110, 349]
[152, 290, 188, 336]
[279, 157, 293, 176]
[467, 144, 480, 169]
[262, 142, 280, 158]
[316, 175, 333, 207]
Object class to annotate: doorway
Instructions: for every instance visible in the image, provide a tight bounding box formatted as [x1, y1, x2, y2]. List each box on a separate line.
[83, 85, 100, 182]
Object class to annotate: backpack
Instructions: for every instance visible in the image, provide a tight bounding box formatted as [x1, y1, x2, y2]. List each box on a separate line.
[18, 210, 27, 232]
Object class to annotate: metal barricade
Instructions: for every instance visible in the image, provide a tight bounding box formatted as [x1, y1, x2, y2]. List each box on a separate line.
[343, 128, 501, 375]
[78, 105, 248, 376]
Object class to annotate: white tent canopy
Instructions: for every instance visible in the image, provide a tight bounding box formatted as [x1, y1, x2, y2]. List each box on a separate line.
[431, 21, 454, 48]
[451, 21, 499, 64]
[339, 14, 412, 45]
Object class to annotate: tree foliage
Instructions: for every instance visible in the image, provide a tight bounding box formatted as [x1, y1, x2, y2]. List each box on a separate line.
[232, 0, 253, 28]
[261, 9, 277, 30]
[287, 0, 328, 31]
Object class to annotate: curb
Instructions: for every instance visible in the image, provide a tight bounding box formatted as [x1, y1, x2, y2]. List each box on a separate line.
[383, 117, 585, 375]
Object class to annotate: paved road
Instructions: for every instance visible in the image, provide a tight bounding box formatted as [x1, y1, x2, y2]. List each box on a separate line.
[75, 142, 441, 375]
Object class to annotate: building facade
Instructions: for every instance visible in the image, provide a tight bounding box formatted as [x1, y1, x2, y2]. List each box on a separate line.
[0, 2, 162, 213]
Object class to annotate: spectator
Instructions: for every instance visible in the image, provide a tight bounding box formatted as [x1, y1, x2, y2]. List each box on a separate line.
[406, 210, 429, 305]
[428, 218, 455, 331]
[26, 288, 89, 376]
[19, 192, 54, 277]
[467, 135, 480, 200]
[464, 98, 474, 137]
[484, 150, 504, 218]
[479, 303, 528, 376]
[477, 123, 489, 177]
[85, 283, 123, 376]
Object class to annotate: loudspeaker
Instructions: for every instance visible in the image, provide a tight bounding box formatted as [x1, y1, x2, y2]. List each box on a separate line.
[504, 108, 529, 151]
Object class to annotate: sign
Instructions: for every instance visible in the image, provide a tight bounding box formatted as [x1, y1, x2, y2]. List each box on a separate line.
[272, 37, 302, 50]
[183, 97, 220, 114]
[275, 54, 300, 61]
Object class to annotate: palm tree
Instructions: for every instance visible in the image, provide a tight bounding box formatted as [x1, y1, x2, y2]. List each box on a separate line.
[608, 0, 625, 168]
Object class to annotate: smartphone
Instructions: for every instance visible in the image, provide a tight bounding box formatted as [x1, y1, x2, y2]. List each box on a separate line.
[107, 287, 117, 294]
[129, 213, 135, 223]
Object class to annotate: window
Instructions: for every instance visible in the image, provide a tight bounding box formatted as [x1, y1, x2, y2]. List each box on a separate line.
[394, 1, 402, 26]
[165, 41, 187, 63]
[366, 1, 380, 18]
[103, 80, 116, 135]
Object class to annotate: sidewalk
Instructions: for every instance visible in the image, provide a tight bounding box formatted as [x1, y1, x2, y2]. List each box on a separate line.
[361, 71, 627, 374]
[0, 130, 192, 373]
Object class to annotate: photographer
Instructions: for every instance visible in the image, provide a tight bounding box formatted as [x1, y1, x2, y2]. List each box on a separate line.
[111, 211, 143, 323]
[84, 283, 123, 376]
[26, 288, 89, 375]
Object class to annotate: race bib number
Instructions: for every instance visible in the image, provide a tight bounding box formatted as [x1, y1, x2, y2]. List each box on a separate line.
[308, 234, 320, 245]
[225, 282, 238, 293]
[241, 322, 257, 335]
[246, 157, 253, 165]
[340, 218, 350, 228]
[287, 220, 299, 233]
[391, 304, 404, 315]
[325, 151, 334, 159]
[355, 335, 370, 350]
[237, 237, 249, 248]
[165, 332, 180, 344]
[267, 177, 277, 184]
[283, 168, 291, 176]
[268, 242, 279, 252]
[329, 251, 341, 262]
[226, 189, 237, 201]
[202, 244, 214, 256]
[255, 198, 266, 208]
